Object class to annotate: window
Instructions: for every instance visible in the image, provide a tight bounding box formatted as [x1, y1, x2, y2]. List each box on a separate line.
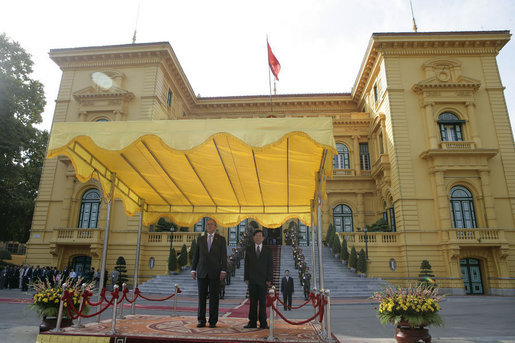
[438, 112, 464, 142]
[96, 118, 109, 122]
[389, 207, 396, 232]
[167, 89, 173, 107]
[333, 204, 353, 232]
[194, 218, 206, 232]
[450, 186, 477, 228]
[78, 189, 101, 228]
[359, 143, 370, 170]
[333, 143, 350, 169]
[373, 85, 379, 102]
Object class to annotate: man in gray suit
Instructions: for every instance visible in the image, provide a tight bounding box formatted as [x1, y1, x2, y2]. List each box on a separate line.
[191, 218, 227, 328]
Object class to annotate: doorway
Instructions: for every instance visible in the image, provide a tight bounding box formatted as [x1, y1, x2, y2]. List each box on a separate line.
[460, 258, 484, 294]
[264, 227, 282, 245]
[71, 255, 92, 276]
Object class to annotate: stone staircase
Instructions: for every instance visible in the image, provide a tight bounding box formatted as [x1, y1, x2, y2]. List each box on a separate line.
[300, 245, 387, 298]
[138, 246, 248, 298]
[138, 245, 386, 298]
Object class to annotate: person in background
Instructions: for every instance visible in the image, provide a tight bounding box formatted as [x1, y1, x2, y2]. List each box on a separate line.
[281, 269, 294, 310]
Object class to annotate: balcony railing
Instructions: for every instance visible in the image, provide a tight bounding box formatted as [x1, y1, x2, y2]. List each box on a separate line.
[447, 228, 506, 244]
[337, 232, 400, 245]
[52, 228, 104, 244]
[440, 141, 475, 150]
[146, 232, 199, 245]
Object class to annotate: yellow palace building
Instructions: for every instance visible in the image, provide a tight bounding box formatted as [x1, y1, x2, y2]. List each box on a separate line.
[26, 31, 515, 296]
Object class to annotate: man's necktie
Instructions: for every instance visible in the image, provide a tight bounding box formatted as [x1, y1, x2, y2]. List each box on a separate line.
[256, 245, 261, 257]
[208, 235, 213, 252]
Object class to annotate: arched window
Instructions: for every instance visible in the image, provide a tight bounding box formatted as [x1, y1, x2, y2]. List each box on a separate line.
[95, 118, 109, 122]
[333, 204, 353, 232]
[438, 112, 464, 142]
[78, 189, 101, 228]
[333, 143, 350, 169]
[450, 186, 477, 228]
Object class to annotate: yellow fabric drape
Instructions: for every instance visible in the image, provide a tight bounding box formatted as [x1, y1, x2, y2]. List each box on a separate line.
[47, 117, 336, 227]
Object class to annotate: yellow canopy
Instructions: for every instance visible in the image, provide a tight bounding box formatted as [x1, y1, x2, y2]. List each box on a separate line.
[47, 117, 336, 227]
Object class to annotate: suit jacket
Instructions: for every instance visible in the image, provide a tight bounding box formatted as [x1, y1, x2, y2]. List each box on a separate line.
[191, 233, 227, 279]
[244, 245, 273, 287]
[281, 276, 294, 294]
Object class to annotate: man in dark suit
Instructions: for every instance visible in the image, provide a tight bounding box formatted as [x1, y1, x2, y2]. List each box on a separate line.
[191, 218, 227, 328]
[244, 229, 273, 329]
[280, 270, 294, 310]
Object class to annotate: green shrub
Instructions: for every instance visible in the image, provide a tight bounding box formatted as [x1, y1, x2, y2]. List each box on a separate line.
[368, 218, 391, 232]
[115, 256, 128, 285]
[357, 248, 367, 274]
[340, 237, 349, 262]
[332, 234, 341, 254]
[178, 244, 188, 268]
[349, 246, 358, 269]
[419, 260, 436, 287]
[326, 223, 335, 246]
[168, 248, 178, 272]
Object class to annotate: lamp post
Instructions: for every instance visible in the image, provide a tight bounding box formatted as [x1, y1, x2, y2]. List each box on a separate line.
[363, 226, 369, 260]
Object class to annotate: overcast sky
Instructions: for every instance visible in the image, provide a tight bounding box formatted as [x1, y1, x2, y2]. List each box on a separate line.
[1, 0, 514, 136]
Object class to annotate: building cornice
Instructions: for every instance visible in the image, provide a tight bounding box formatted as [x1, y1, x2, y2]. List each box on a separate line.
[352, 31, 511, 102]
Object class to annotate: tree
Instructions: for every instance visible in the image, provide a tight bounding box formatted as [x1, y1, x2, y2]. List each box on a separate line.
[368, 218, 391, 232]
[168, 247, 178, 273]
[178, 244, 188, 269]
[357, 248, 367, 274]
[332, 234, 341, 255]
[340, 237, 349, 262]
[115, 256, 128, 286]
[0, 33, 47, 243]
[326, 223, 335, 246]
[419, 260, 436, 287]
[349, 246, 358, 270]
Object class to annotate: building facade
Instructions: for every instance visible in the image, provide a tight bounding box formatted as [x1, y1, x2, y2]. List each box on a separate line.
[26, 31, 515, 295]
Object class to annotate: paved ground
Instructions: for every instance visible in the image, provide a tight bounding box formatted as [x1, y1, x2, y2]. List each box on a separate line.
[0, 288, 514, 343]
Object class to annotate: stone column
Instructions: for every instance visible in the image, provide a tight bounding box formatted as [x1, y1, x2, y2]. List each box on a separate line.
[435, 171, 452, 229]
[479, 170, 497, 228]
[353, 136, 360, 176]
[357, 193, 365, 229]
[466, 102, 481, 148]
[424, 102, 438, 149]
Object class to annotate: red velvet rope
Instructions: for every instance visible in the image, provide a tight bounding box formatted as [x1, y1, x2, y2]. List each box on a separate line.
[121, 287, 140, 304]
[134, 287, 181, 301]
[275, 291, 314, 310]
[83, 288, 106, 307]
[64, 288, 118, 319]
[318, 295, 327, 322]
[270, 298, 325, 325]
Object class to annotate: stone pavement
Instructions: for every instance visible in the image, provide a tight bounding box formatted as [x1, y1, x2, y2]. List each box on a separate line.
[1, 289, 514, 343]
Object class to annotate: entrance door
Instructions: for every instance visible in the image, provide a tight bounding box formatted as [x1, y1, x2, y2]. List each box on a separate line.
[71, 255, 92, 276]
[264, 227, 282, 245]
[460, 258, 484, 294]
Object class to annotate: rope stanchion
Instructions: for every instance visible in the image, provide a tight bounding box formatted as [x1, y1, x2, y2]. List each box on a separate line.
[108, 285, 120, 335]
[119, 283, 127, 319]
[51, 283, 67, 333]
[64, 287, 118, 319]
[73, 284, 86, 327]
[324, 289, 335, 342]
[266, 292, 325, 326]
[172, 284, 179, 317]
[267, 287, 276, 342]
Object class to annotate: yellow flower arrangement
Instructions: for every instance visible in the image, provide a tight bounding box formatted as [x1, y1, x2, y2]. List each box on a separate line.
[29, 276, 93, 319]
[372, 283, 445, 327]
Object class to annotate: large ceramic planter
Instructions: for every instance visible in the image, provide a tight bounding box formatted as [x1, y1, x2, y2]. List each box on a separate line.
[39, 316, 74, 332]
[394, 321, 431, 343]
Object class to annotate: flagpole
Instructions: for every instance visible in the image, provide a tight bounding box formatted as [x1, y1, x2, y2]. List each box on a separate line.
[267, 36, 273, 113]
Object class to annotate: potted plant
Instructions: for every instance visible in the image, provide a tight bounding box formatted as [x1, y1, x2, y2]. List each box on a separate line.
[340, 237, 349, 265]
[168, 247, 178, 274]
[332, 234, 341, 258]
[372, 283, 444, 343]
[30, 276, 93, 332]
[349, 246, 357, 272]
[357, 248, 367, 277]
[178, 244, 188, 271]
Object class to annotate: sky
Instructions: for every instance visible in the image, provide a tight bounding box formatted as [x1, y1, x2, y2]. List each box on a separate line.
[1, 0, 514, 136]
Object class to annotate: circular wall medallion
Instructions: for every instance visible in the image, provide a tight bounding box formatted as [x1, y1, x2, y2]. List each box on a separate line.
[437, 70, 450, 82]
[389, 258, 397, 271]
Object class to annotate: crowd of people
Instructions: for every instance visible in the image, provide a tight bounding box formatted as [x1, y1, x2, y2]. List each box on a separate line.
[0, 264, 104, 291]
